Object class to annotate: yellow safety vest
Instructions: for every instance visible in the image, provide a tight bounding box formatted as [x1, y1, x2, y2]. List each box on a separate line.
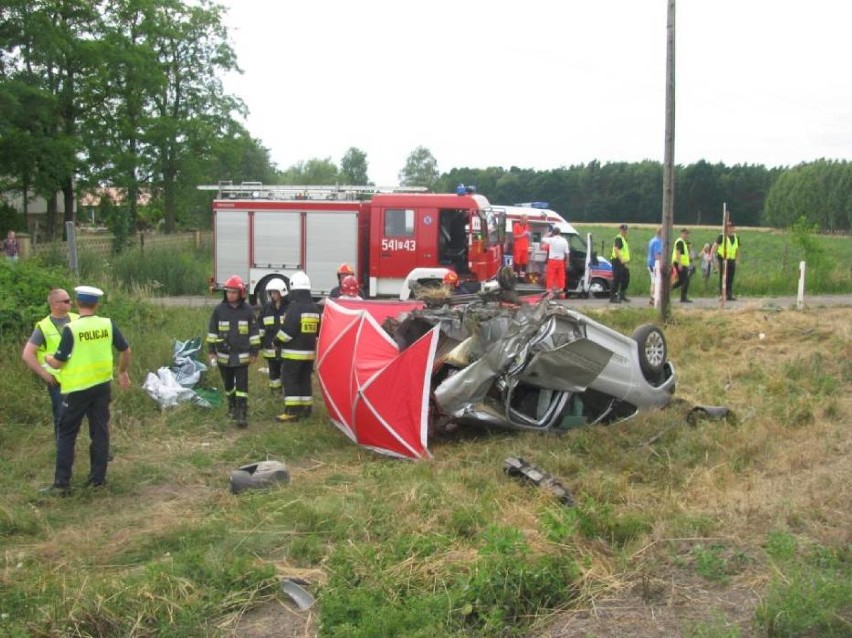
[36, 313, 79, 380]
[611, 234, 630, 263]
[717, 235, 739, 260]
[672, 238, 691, 267]
[60, 316, 114, 393]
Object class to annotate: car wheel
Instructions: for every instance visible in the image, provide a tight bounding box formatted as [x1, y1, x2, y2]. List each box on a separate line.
[591, 277, 609, 298]
[633, 324, 667, 380]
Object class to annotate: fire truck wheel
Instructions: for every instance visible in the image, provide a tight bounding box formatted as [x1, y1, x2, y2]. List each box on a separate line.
[255, 275, 290, 307]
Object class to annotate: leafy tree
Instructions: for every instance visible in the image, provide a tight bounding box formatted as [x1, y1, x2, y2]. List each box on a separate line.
[765, 160, 851, 231]
[399, 146, 439, 189]
[0, 0, 103, 239]
[340, 147, 370, 185]
[280, 158, 339, 185]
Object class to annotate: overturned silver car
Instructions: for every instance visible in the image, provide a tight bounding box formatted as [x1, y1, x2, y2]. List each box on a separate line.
[391, 299, 676, 432]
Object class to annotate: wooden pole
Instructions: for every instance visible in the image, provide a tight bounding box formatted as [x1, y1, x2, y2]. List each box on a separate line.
[720, 203, 729, 308]
[660, 0, 676, 320]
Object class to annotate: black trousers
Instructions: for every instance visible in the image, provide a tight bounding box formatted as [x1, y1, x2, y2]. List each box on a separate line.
[282, 358, 314, 416]
[266, 358, 283, 391]
[716, 257, 737, 298]
[47, 382, 64, 439]
[219, 365, 249, 400]
[672, 265, 691, 300]
[54, 382, 111, 486]
[611, 259, 630, 299]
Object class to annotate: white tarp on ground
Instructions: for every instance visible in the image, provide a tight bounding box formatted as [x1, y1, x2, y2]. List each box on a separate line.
[142, 338, 213, 408]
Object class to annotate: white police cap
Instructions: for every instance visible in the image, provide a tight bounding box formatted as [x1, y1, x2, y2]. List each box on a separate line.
[74, 285, 104, 303]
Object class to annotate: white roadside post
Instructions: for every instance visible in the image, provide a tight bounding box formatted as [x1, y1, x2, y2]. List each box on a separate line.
[797, 261, 806, 310]
[653, 260, 662, 308]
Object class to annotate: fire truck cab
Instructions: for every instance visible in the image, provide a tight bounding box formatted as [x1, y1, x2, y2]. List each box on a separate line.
[200, 183, 505, 302]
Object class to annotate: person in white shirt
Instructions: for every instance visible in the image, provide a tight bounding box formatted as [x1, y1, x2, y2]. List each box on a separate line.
[543, 227, 569, 297]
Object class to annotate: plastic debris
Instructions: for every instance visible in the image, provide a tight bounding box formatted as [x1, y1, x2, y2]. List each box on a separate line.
[142, 337, 216, 408]
[281, 577, 315, 610]
[229, 460, 290, 494]
[503, 456, 575, 506]
[687, 405, 734, 425]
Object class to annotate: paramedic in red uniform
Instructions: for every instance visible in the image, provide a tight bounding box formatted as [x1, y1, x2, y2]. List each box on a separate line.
[543, 227, 569, 297]
[512, 213, 531, 280]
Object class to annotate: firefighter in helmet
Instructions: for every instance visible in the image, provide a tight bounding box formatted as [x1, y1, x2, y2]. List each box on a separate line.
[207, 275, 260, 427]
[338, 275, 362, 300]
[260, 278, 290, 393]
[276, 271, 320, 422]
[329, 263, 354, 299]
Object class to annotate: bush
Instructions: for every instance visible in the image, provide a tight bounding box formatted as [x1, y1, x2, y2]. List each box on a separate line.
[0, 260, 74, 338]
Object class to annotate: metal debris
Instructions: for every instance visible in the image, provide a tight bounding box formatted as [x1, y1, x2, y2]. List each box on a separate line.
[503, 456, 575, 506]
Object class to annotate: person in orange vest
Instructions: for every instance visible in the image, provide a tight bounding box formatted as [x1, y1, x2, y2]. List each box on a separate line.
[711, 222, 741, 301]
[21, 288, 79, 438]
[41, 285, 132, 494]
[512, 213, 531, 280]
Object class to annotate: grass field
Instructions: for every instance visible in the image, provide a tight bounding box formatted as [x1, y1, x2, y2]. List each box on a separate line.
[1, 301, 850, 637]
[575, 224, 852, 298]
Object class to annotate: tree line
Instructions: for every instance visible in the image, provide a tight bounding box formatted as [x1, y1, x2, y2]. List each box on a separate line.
[1, 1, 848, 237]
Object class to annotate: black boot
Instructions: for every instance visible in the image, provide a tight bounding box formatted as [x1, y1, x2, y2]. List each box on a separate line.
[235, 398, 248, 428]
[227, 395, 237, 420]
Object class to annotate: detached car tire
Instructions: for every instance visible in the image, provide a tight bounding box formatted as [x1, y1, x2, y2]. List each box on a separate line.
[632, 324, 667, 381]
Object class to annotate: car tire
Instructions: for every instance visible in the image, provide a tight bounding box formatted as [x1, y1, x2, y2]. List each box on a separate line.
[591, 277, 610, 298]
[633, 324, 667, 381]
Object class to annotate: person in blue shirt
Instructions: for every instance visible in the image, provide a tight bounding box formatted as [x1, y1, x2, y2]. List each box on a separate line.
[647, 227, 662, 306]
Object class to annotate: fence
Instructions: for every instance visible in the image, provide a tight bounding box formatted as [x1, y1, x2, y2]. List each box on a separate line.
[27, 230, 212, 259]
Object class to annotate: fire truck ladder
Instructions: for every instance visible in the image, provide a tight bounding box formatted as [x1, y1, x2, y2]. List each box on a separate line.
[197, 182, 428, 201]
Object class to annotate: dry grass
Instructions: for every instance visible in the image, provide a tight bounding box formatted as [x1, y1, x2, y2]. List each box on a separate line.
[2, 305, 849, 636]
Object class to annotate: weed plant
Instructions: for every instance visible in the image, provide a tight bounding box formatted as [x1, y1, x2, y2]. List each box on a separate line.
[0, 291, 850, 635]
[31, 241, 211, 297]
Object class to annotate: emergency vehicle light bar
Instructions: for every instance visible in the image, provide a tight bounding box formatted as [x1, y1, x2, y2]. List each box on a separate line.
[198, 182, 429, 201]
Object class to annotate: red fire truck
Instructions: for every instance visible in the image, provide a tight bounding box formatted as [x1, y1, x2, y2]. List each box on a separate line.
[200, 183, 505, 302]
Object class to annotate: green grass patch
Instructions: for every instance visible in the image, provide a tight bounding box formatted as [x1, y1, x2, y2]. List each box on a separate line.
[757, 538, 851, 637]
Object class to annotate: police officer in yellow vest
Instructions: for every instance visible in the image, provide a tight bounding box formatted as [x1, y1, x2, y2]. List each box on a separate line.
[41, 286, 131, 494]
[610, 224, 632, 303]
[22, 288, 79, 437]
[671, 228, 693, 303]
[711, 222, 741, 301]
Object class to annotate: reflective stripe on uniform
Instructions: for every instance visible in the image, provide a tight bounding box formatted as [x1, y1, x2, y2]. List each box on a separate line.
[276, 329, 292, 343]
[284, 396, 313, 406]
[262, 348, 277, 359]
[281, 349, 316, 360]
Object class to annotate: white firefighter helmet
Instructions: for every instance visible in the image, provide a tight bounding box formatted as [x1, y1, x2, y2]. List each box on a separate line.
[289, 271, 311, 291]
[265, 277, 288, 296]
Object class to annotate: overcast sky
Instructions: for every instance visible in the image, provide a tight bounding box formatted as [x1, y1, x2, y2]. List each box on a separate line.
[219, 0, 852, 186]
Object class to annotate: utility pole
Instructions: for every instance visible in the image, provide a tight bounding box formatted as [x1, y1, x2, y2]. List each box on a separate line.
[660, 0, 676, 321]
